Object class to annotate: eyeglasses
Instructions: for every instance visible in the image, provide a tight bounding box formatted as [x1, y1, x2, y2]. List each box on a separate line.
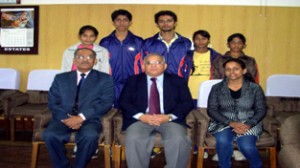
[75, 55, 95, 60]
[145, 61, 164, 65]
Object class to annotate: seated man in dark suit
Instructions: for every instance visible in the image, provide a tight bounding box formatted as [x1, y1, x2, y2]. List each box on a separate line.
[119, 53, 193, 168]
[43, 48, 114, 168]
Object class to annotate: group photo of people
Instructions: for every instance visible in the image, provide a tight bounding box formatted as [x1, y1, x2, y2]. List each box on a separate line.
[41, 9, 268, 168]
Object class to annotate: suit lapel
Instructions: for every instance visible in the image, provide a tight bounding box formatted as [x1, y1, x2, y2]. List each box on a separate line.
[79, 70, 96, 99]
[68, 71, 78, 104]
[163, 74, 172, 112]
[138, 74, 148, 110]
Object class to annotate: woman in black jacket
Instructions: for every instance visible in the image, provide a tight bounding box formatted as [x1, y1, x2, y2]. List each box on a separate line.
[208, 58, 266, 168]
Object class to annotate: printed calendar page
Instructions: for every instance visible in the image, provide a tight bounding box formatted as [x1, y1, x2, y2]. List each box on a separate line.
[1, 28, 34, 47]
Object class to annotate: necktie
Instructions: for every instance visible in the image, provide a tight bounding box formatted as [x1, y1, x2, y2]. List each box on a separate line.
[77, 73, 86, 90]
[149, 78, 161, 115]
[72, 73, 86, 115]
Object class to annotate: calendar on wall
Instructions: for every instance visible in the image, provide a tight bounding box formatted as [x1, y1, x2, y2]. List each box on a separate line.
[0, 6, 39, 54]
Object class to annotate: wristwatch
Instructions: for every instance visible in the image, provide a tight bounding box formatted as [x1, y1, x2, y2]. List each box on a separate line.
[168, 115, 173, 122]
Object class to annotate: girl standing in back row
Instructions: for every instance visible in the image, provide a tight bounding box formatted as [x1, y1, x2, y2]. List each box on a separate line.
[61, 25, 110, 74]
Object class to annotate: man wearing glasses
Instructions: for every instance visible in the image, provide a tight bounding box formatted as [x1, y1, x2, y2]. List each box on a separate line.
[43, 48, 114, 168]
[142, 10, 192, 81]
[119, 53, 193, 168]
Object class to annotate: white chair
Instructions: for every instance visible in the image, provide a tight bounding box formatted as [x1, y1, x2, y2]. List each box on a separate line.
[266, 74, 300, 124]
[0, 68, 20, 90]
[194, 79, 277, 168]
[26, 70, 61, 91]
[197, 79, 222, 108]
[8, 69, 62, 141]
[0, 68, 21, 139]
[266, 74, 300, 97]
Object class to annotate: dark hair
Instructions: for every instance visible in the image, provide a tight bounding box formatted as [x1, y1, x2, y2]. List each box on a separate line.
[74, 48, 97, 58]
[154, 10, 177, 23]
[227, 33, 246, 44]
[192, 30, 211, 40]
[111, 9, 132, 21]
[223, 58, 255, 83]
[78, 25, 99, 37]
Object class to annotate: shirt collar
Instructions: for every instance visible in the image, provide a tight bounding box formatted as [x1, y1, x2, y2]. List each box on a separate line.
[157, 33, 178, 47]
[147, 73, 164, 82]
[76, 70, 91, 78]
[157, 33, 178, 41]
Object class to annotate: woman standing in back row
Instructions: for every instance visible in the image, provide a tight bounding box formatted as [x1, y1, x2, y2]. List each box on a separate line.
[61, 25, 110, 74]
[212, 33, 259, 83]
[187, 30, 221, 108]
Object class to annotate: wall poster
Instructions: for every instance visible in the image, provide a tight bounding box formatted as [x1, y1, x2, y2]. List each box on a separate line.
[0, 6, 39, 54]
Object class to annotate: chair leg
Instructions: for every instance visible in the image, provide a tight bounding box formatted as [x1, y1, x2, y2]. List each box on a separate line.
[114, 145, 121, 168]
[9, 117, 15, 142]
[5, 117, 10, 140]
[187, 147, 193, 168]
[269, 147, 277, 168]
[103, 144, 111, 168]
[31, 142, 40, 168]
[121, 146, 126, 161]
[0, 117, 10, 140]
[197, 147, 205, 168]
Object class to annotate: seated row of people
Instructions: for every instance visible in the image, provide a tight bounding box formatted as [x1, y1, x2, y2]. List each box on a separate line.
[44, 47, 265, 168]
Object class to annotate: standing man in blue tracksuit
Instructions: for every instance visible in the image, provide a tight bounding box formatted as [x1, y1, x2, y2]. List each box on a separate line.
[142, 10, 192, 158]
[100, 9, 143, 108]
[142, 10, 192, 81]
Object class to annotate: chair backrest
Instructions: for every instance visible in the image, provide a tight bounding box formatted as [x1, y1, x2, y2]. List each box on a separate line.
[197, 79, 222, 108]
[27, 69, 62, 91]
[266, 74, 300, 97]
[0, 68, 20, 90]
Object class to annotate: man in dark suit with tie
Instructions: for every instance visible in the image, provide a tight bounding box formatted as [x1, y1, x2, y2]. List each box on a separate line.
[43, 48, 114, 168]
[119, 53, 193, 168]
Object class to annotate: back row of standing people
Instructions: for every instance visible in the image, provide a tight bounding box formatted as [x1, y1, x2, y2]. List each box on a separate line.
[61, 9, 259, 109]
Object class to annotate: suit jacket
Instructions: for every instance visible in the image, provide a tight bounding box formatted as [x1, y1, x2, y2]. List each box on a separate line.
[119, 73, 193, 130]
[48, 69, 115, 122]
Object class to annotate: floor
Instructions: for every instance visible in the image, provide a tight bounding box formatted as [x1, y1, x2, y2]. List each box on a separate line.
[0, 119, 279, 168]
[0, 139, 279, 168]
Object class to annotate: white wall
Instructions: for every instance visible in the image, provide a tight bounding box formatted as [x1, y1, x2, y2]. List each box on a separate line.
[21, 0, 300, 7]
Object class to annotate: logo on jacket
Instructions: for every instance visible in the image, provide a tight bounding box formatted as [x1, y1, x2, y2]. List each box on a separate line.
[128, 47, 135, 51]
